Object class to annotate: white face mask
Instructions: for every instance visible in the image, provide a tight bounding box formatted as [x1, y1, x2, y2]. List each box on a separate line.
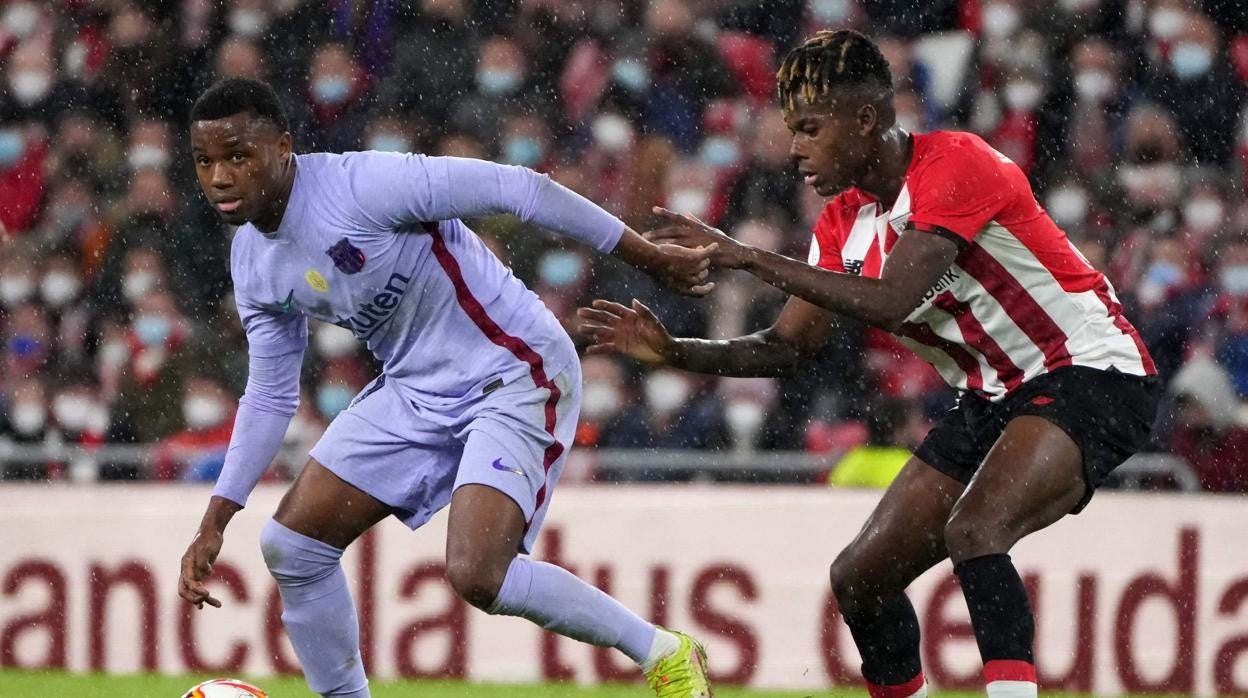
[10, 402, 45, 435]
[10, 70, 51, 106]
[725, 400, 766, 441]
[982, 3, 1021, 39]
[228, 9, 268, 38]
[52, 394, 93, 432]
[314, 323, 357, 359]
[1074, 70, 1113, 102]
[1004, 81, 1043, 111]
[183, 395, 227, 430]
[122, 270, 157, 302]
[1046, 186, 1089, 227]
[644, 373, 690, 414]
[1149, 7, 1186, 39]
[2, 2, 39, 38]
[581, 380, 621, 421]
[0, 276, 34, 307]
[1183, 197, 1225, 232]
[592, 114, 633, 153]
[98, 341, 130, 368]
[40, 271, 81, 308]
[667, 189, 711, 220]
[127, 145, 170, 171]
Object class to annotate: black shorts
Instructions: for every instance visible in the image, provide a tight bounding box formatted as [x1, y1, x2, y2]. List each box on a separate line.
[914, 366, 1161, 513]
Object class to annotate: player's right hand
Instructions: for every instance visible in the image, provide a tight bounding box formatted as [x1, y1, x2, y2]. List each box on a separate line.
[179, 529, 225, 610]
[577, 299, 674, 364]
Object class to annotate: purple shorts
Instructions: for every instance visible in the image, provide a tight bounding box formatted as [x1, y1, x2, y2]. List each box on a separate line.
[309, 362, 581, 552]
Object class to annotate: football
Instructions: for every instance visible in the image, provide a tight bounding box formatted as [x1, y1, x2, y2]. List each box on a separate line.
[181, 678, 268, 698]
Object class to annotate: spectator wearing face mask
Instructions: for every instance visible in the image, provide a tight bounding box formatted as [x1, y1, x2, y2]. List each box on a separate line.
[1143, 8, 1245, 166]
[0, 376, 53, 479]
[1123, 236, 1205, 380]
[47, 369, 111, 481]
[598, 369, 728, 478]
[361, 111, 421, 155]
[151, 374, 238, 481]
[293, 42, 373, 152]
[109, 291, 202, 443]
[1166, 356, 1248, 492]
[39, 253, 93, 363]
[312, 361, 371, 423]
[0, 112, 47, 235]
[448, 35, 534, 144]
[1062, 37, 1136, 173]
[497, 111, 553, 171]
[4, 302, 54, 381]
[1202, 233, 1248, 396]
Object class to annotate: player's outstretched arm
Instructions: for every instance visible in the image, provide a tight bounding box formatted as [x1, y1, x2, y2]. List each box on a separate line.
[646, 207, 960, 331]
[578, 295, 834, 377]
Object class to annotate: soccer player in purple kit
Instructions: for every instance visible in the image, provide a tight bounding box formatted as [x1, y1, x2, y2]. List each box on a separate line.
[176, 78, 714, 697]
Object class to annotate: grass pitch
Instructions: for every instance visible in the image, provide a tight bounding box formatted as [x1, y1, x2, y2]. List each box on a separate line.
[0, 671, 1192, 697]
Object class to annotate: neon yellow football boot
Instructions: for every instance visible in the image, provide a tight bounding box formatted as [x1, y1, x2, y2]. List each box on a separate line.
[645, 630, 713, 697]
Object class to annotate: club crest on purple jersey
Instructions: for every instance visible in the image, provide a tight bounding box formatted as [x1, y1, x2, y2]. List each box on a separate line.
[326, 238, 366, 274]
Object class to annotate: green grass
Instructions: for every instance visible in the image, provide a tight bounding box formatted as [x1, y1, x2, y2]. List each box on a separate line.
[0, 671, 1194, 698]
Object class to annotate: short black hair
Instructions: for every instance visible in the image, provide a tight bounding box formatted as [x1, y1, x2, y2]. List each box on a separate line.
[190, 78, 288, 132]
[777, 30, 893, 111]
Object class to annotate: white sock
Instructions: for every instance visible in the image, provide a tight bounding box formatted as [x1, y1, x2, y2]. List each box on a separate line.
[640, 629, 682, 672]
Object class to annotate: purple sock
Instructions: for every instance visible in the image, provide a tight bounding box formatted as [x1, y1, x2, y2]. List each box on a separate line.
[261, 519, 370, 697]
[487, 556, 657, 664]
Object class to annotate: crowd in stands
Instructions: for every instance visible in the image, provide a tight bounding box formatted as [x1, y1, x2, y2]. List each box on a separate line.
[1, 0, 1247, 492]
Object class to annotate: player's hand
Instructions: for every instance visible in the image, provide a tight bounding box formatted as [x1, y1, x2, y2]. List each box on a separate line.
[179, 529, 224, 610]
[645, 241, 717, 297]
[577, 299, 674, 364]
[645, 207, 746, 269]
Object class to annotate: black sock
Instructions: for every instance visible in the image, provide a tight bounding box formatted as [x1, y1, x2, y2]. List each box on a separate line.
[841, 591, 923, 686]
[954, 553, 1034, 664]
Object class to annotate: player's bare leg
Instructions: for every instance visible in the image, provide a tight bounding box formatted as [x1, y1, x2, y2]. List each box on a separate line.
[447, 483, 711, 696]
[263, 459, 393, 698]
[944, 415, 1086, 698]
[830, 458, 963, 697]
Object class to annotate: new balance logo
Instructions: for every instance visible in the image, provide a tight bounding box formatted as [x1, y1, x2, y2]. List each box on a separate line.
[844, 259, 864, 276]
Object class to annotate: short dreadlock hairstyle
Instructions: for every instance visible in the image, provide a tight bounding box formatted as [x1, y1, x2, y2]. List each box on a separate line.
[776, 30, 893, 111]
[191, 78, 289, 132]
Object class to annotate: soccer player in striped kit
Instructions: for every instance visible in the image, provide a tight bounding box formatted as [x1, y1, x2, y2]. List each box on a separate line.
[177, 79, 714, 697]
[580, 30, 1160, 698]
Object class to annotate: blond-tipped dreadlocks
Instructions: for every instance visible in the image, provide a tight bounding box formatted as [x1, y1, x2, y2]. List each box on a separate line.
[776, 29, 893, 111]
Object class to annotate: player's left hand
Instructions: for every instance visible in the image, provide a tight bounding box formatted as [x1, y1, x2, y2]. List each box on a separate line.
[644, 207, 746, 269]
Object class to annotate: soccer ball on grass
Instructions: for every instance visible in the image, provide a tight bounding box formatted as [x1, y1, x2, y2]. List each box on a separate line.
[181, 678, 268, 697]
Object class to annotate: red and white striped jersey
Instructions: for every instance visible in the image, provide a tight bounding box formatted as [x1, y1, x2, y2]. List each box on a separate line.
[809, 131, 1156, 400]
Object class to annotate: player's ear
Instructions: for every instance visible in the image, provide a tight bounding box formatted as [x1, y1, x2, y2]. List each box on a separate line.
[278, 131, 292, 164]
[858, 103, 877, 137]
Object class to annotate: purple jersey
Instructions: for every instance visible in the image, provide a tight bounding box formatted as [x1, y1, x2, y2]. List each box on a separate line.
[213, 152, 624, 506]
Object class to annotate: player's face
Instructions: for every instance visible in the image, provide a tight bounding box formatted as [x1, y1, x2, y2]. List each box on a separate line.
[190, 114, 291, 227]
[784, 96, 872, 198]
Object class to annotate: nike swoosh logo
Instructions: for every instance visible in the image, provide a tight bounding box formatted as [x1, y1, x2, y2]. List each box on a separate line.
[491, 458, 524, 475]
[277, 289, 294, 312]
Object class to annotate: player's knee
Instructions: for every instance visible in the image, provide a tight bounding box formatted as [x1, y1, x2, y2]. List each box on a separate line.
[260, 518, 340, 584]
[943, 510, 1004, 562]
[828, 551, 869, 612]
[444, 552, 507, 610]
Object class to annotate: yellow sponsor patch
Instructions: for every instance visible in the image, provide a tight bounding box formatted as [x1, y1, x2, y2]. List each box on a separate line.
[306, 269, 329, 292]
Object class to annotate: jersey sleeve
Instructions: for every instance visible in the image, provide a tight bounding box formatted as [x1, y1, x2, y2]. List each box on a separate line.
[340, 151, 625, 251]
[230, 234, 309, 358]
[809, 203, 846, 273]
[906, 144, 1016, 244]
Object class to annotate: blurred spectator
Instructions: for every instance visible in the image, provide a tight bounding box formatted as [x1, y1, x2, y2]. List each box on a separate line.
[109, 289, 200, 443]
[4, 302, 54, 380]
[721, 107, 800, 233]
[448, 35, 534, 145]
[151, 373, 237, 481]
[0, 376, 51, 479]
[1142, 7, 1244, 166]
[601, 368, 727, 454]
[214, 36, 268, 81]
[378, 0, 474, 124]
[294, 42, 373, 152]
[0, 112, 47, 234]
[1167, 356, 1248, 492]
